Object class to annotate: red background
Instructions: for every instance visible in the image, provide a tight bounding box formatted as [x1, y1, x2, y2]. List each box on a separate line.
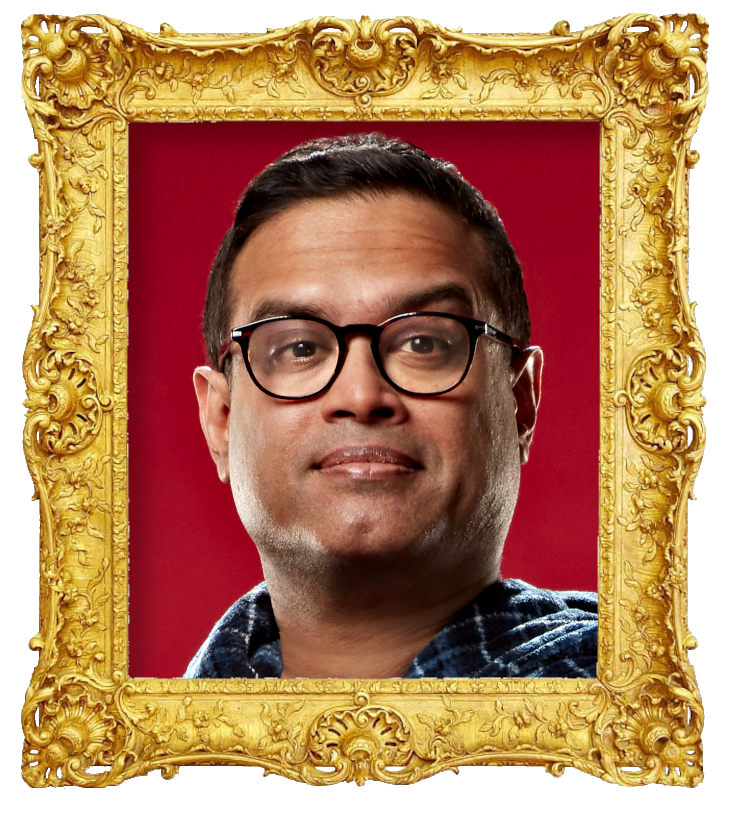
[128, 120, 600, 678]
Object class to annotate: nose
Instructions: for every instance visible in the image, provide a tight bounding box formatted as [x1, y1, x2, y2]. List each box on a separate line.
[319, 336, 409, 424]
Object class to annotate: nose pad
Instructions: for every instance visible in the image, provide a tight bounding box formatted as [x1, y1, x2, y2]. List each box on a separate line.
[334, 337, 391, 395]
[320, 337, 407, 423]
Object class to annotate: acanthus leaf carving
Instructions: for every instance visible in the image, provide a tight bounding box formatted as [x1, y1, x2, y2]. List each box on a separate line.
[22, 16, 129, 118]
[22, 675, 127, 787]
[477, 49, 604, 107]
[310, 17, 419, 105]
[417, 695, 473, 757]
[602, 681, 702, 786]
[617, 348, 705, 456]
[306, 691, 425, 785]
[25, 350, 108, 455]
[612, 15, 708, 111]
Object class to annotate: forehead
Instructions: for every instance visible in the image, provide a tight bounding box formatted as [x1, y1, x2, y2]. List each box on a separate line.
[229, 193, 492, 324]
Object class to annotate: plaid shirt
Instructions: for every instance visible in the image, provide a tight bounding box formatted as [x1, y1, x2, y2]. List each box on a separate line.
[185, 579, 597, 680]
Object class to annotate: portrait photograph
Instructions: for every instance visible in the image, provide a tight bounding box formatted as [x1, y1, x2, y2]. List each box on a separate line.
[126, 119, 600, 679]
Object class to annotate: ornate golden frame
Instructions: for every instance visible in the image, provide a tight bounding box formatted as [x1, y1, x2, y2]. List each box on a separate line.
[20, 13, 707, 787]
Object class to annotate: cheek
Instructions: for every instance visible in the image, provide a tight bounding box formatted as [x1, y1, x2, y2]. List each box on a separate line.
[226, 410, 262, 519]
[229, 396, 309, 489]
[227, 402, 307, 532]
[412, 394, 501, 486]
[460, 369, 520, 484]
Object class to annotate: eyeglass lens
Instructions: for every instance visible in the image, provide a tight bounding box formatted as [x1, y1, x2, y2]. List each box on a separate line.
[246, 315, 471, 398]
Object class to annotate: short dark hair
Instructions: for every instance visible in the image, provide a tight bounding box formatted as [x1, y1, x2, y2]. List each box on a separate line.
[203, 132, 531, 367]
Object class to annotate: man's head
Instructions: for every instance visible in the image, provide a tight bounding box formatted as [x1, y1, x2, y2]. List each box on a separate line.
[194, 133, 542, 598]
[203, 133, 531, 370]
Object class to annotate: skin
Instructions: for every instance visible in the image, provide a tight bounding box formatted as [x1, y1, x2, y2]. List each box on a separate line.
[194, 193, 542, 678]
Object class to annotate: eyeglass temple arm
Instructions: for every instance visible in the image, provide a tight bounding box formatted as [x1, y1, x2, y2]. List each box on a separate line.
[217, 329, 244, 372]
[483, 324, 524, 352]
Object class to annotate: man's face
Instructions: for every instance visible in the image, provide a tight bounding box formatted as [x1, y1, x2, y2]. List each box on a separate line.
[196, 194, 540, 578]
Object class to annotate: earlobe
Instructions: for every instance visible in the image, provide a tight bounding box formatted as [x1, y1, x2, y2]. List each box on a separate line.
[510, 347, 543, 465]
[193, 366, 232, 483]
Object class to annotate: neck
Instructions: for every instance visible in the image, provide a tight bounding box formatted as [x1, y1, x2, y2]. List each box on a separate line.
[262, 557, 499, 679]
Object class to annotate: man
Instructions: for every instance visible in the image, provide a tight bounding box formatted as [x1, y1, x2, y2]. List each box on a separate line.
[187, 132, 597, 680]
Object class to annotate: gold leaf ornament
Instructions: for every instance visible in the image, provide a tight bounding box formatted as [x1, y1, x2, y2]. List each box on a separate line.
[311, 16, 418, 103]
[306, 692, 421, 784]
[620, 348, 705, 454]
[607, 684, 702, 786]
[22, 683, 121, 787]
[613, 15, 708, 109]
[25, 351, 106, 455]
[22, 16, 127, 113]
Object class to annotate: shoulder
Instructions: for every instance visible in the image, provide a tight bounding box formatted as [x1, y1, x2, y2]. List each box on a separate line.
[494, 578, 598, 617]
[406, 579, 598, 680]
[476, 579, 598, 679]
[184, 583, 281, 679]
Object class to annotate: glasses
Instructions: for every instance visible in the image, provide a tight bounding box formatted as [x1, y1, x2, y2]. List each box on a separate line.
[218, 312, 522, 400]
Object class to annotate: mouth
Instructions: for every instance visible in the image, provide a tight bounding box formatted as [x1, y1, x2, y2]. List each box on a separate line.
[314, 446, 422, 480]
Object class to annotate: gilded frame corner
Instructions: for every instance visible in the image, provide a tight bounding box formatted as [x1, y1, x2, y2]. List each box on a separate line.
[20, 13, 707, 787]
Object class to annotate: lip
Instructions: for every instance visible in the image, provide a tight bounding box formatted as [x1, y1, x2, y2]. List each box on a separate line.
[314, 446, 422, 478]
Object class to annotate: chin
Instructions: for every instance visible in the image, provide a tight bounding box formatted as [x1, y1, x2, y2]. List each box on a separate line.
[312, 512, 447, 563]
[326, 531, 419, 559]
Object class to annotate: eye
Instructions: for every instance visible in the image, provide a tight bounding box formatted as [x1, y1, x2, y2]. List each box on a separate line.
[286, 341, 316, 358]
[268, 336, 333, 368]
[383, 321, 466, 369]
[404, 335, 444, 354]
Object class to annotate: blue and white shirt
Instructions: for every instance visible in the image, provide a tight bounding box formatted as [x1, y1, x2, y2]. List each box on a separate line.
[185, 579, 597, 679]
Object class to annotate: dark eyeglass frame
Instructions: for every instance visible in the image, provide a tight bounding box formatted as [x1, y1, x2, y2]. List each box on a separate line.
[218, 311, 523, 400]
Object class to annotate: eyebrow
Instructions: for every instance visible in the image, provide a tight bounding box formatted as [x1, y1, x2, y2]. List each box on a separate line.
[247, 284, 477, 325]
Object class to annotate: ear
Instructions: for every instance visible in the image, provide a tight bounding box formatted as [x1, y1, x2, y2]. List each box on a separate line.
[193, 366, 231, 483]
[510, 346, 543, 465]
